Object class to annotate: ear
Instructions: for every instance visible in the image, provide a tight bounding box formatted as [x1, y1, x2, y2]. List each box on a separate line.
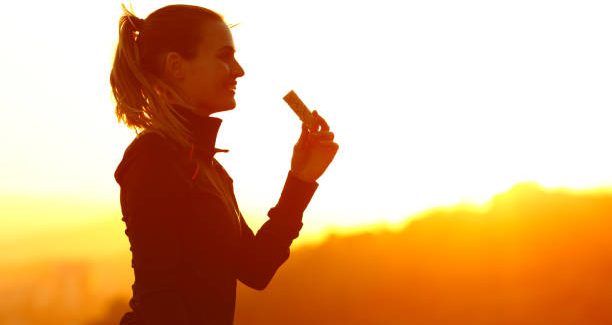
[162, 52, 186, 81]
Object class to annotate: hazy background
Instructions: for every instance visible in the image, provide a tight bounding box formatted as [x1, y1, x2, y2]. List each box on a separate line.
[1, 0, 611, 324]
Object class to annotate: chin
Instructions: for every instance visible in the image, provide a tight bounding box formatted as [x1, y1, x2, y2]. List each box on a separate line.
[209, 99, 236, 114]
[222, 97, 237, 110]
[225, 95, 238, 108]
[197, 93, 236, 113]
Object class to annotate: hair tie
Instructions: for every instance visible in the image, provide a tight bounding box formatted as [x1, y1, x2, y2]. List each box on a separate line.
[127, 16, 144, 31]
[121, 4, 144, 31]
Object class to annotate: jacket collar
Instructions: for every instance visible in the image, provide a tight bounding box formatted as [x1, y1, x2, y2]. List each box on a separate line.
[172, 105, 228, 161]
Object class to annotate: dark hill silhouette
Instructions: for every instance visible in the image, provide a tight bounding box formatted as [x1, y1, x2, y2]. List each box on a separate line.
[234, 183, 612, 325]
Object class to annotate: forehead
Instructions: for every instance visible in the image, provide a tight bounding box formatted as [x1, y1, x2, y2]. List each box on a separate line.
[197, 20, 235, 53]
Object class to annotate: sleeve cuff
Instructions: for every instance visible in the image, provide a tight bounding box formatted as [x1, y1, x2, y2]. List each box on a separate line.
[272, 171, 319, 217]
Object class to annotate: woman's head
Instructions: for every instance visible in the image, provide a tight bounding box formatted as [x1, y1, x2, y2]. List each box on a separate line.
[165, 17, 244, 112]
[110, 5, 244, 147]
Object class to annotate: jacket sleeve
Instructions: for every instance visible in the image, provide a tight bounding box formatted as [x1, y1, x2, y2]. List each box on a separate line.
[237, 171, 318, 290]
[119, 136, 191, 324]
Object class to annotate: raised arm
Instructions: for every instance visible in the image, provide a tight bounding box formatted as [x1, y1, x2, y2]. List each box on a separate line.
[237, 110, 338, 289]
[236, 172, 318, 289]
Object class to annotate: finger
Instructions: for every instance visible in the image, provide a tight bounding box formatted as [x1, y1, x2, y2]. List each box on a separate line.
[315, 140, 338, 146]
[311, 140, 339, 151]
[300, 122, 309, 135]
[295, 123, 310, 149]
[308, 131, 334, 142]
[313, 110, 330, 132]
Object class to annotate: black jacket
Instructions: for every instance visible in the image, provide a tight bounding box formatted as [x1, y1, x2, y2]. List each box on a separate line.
[114, 107, 318, 324]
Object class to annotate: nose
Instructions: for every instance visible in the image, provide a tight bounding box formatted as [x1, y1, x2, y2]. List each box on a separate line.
[232, 59, 245, 78]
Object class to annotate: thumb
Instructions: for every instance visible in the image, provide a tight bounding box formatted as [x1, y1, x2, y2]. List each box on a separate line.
[296, 123, 309, 149]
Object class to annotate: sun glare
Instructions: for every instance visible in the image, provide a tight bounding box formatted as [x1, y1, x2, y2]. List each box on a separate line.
[1, 0, 611, 264]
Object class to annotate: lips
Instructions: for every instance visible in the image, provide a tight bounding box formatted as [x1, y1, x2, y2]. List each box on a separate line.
[228, 81, 237, 91]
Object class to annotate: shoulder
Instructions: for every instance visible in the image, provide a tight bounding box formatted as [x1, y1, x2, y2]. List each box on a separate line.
[114, 130, 188, 186]
[212, 158, 234, 184]
[129, 130, 180, 158]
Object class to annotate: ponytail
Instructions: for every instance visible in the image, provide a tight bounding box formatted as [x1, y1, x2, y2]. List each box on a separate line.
[110, 5, 194, 149]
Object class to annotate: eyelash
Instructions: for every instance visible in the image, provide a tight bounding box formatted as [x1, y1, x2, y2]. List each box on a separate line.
[219, 53, 234, 61]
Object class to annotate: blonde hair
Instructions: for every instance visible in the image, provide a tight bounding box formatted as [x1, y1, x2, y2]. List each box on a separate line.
[197, 162, 243, 232]
[110, 4, 223, 149]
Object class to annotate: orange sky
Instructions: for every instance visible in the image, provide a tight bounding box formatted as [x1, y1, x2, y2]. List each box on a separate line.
[1, 0, 612, 252]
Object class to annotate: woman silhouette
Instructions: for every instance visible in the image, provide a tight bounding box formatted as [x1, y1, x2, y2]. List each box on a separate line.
[110, 4, 338, 324]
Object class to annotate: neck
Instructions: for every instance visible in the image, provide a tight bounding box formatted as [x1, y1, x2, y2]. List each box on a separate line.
[171, 104, 225, 161]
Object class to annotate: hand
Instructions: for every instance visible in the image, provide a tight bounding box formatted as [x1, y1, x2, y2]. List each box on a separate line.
[290, 111, 339, 183]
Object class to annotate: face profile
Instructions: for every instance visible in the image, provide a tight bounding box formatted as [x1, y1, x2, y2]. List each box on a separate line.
[164, 20, 245, 116]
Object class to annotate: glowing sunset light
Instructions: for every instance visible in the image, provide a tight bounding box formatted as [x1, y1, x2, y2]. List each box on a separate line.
[1, 0, 612, 252]
[3, 4, 612, 323]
